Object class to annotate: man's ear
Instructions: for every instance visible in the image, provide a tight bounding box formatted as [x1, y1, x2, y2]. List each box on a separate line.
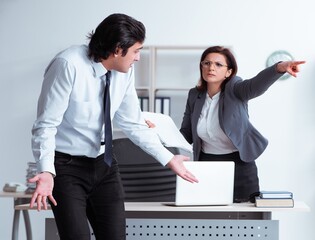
[114, 47, 122, 57]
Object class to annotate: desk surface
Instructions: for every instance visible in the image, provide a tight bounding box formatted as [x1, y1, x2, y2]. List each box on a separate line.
[1, 191, 310, 213]
[0, 191, 32, 198]
[13, 201, 310, 213]
[125, 201, 310, 213]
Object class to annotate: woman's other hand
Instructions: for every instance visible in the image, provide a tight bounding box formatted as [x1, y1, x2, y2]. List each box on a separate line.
[145, 119, 156, 128]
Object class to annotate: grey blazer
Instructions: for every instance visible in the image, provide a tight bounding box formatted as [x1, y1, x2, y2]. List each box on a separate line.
[180, 64, 283, 162]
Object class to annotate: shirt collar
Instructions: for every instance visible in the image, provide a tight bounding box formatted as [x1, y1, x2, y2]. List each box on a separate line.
[92, 61, 108, 78]
[207, 91, 221, 100]
[213, 91, 221, 99]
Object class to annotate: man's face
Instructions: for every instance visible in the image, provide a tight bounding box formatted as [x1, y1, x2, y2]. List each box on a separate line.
[113, 42, 143, 73]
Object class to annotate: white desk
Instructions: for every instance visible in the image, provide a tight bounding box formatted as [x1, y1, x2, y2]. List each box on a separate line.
[122, 202, 309, 240]
[13, 200, 310, 240]
[0, 191, 32, 240]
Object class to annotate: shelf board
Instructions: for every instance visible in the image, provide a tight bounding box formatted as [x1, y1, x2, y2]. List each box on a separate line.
[155, 87, 190, 91]
[145, 46, 207, 50]
[135, 86, 150, 90]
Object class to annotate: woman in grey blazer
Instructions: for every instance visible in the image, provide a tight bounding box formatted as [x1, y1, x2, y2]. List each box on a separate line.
[180, 46, 305, 202]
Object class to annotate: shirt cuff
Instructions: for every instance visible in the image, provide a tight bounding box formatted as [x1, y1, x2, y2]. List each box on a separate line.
[152, 147, 174, 166]
[37, 159, 56, 176]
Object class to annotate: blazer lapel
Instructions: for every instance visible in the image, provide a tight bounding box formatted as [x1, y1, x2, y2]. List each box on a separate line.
[192, 91, 206, 130]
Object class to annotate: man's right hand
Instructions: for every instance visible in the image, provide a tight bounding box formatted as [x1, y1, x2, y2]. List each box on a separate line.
[145, 119, 197, 182]
[167, 155, 198, 183]
[28, 172, 57, 211]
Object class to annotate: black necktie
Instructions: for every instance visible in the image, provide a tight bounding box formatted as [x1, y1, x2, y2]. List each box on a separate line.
[104, 71, 112, 166]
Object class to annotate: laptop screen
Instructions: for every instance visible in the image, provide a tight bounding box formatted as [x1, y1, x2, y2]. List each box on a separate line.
[174, 161, 235, 206]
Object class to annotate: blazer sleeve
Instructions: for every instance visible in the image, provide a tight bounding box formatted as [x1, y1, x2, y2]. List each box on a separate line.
[232, 64, 284, 101]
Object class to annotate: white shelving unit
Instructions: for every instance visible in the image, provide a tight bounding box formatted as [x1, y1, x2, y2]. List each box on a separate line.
[135, 45, 206, 126]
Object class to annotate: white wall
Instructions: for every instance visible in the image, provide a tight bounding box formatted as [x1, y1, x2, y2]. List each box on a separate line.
[0, 0, 314, 239]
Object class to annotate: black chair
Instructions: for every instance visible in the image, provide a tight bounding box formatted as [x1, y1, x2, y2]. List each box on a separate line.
[112, 138, 178, 202]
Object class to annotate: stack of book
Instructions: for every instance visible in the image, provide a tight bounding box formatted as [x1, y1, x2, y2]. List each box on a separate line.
[25, 162, 37, 193]
[255, 191, 294, 208]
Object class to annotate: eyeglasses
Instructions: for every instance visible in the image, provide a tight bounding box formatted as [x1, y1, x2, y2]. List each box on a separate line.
[200, 61, 228, 69]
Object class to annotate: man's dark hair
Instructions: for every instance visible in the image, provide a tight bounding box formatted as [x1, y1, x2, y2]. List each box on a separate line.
[88, 13, 146, 62]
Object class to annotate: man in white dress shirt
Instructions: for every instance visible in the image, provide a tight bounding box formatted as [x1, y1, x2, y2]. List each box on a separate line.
[29, 13, 197, 240]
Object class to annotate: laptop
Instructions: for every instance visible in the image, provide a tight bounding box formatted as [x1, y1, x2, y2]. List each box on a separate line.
[167, 161, 235, 206]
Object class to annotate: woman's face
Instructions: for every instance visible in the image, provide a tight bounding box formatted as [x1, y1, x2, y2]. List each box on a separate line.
[201, 53, 232, 86]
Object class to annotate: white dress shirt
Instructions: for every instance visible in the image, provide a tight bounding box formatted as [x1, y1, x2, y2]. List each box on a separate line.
[197, 92, 237, 154]
[32, 45, 173, 175]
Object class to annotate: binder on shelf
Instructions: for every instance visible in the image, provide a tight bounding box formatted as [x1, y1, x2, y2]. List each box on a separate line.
[138, 96, 149, 112]
[155, 97, 171, 115]
[155, 97, 162, 114]
[162, 98, 170, 115]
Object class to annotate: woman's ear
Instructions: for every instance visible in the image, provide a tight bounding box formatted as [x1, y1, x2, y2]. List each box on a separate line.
[226, 69, 232, 78]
